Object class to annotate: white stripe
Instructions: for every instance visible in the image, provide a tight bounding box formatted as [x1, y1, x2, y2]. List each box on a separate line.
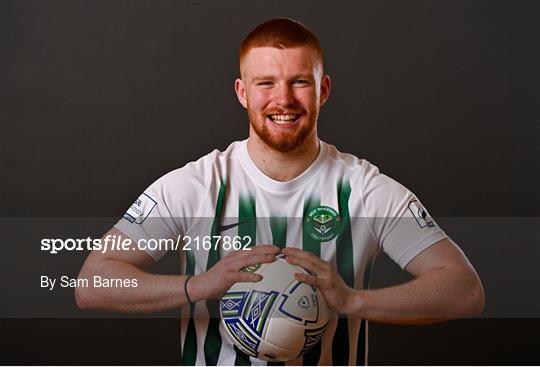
[217, 322, 237, 365]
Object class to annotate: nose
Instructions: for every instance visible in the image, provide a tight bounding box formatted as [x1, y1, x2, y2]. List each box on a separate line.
[274, 82, 295, 106]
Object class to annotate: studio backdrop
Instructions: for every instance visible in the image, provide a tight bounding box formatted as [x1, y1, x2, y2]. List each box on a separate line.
[0, 0, 538, 365]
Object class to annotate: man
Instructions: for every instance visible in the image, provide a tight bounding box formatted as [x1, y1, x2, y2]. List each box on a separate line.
[76, 18, 484, 365]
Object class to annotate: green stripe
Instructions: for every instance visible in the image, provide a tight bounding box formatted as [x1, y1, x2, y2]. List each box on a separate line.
[233, 346, 251, 365]
[301, 195, 321, 365]
[182, 250, 197, 365]
[363, 257, 375, 291]
[356, 319, 366, 366]
[238, 194, 256, 248]
[267, 210, 286, 367]
[332, 317, 350, 365]
[203, 181, 227, 366]
[207, 181, 227, 269]
[267, 219, 287, 366]
[302, 196, 320, 256]
[333, 179, 354, 366]
[336, 179, 354, 287]
[357, 258, 375, 365]
[302, 337, 321, 366]
[235, 193, 257, 365]
[268, 361, 286, 366]
[270, 217, 287, 248]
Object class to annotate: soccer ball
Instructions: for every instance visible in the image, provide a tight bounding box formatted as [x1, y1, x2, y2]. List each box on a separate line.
[219, 256, 329, 362]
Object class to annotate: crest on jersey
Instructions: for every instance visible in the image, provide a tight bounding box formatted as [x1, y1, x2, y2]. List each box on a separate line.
[305, 206, 341, 242]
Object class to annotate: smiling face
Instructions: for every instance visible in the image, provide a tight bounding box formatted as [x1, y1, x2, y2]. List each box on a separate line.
[235, 46, 330, 153]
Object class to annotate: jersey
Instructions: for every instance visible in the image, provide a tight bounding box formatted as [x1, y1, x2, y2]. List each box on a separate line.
[115, 139, 448, 366]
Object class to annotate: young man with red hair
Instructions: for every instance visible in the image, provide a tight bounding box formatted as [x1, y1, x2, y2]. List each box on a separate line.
[77, 18, 484, 365]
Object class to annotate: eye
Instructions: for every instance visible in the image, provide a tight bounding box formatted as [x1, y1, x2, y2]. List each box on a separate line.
[256, 81, 273, 86]
[293, 79, 310, 85]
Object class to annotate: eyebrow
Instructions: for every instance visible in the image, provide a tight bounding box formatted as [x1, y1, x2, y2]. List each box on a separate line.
[251, 74, 314, 82]
[252, 76, 276, 82]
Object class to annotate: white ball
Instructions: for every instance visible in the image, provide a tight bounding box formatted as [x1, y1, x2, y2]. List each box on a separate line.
[220, 256, 329, 362]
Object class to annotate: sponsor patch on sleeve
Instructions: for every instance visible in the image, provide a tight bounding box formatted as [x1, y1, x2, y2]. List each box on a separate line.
[408, 200, 435, 228]
[123, 193, 157, 224]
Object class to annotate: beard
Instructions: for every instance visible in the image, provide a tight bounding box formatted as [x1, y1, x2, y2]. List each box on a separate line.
[247, 106, 317, 153]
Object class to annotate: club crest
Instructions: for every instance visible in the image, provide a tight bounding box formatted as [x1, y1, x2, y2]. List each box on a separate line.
[304, 206, 341, 242]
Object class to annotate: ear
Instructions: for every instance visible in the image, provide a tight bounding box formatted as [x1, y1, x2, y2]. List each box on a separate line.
[319, 74, 331, 106]
[235, 78, 248, 109]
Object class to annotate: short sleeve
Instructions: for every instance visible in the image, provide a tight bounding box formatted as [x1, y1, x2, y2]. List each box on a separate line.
[114, 180, 181, 261]
[114, 160, 209, 261]
[361, 163, 448, 269]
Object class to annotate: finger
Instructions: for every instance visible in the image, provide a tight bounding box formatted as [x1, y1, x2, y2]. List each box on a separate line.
[249, 244, 281, 254]
[282, 247, 320, 262]
[294, 272, 320, 287]
[284, 249, 329, 270]
[224, 245, 278, 264]
[232, 253, 275, 271]
[235, 245, 280, 261]
[233, 272, 263, 283]
[285, 254, 322, 275]
[227, 245, 279, 259]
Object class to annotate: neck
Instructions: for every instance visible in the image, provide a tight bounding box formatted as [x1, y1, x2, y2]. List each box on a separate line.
[246, 130, 320, 182]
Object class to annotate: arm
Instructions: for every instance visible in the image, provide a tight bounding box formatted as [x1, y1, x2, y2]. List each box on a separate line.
[346, 238, 485, 323]
[283, 238, 485, 324]
[75, 227, 189, 313]
[76, 227, 280, 313]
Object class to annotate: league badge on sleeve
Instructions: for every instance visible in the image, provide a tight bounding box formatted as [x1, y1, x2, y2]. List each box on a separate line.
[123, 193, 157, 224]
[408, 200, 435, 228]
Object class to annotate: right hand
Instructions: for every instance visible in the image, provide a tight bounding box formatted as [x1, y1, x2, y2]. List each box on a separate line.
[187, 245, 281, 302]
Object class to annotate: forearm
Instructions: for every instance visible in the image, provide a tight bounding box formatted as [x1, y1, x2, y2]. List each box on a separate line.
[345, 265, 484, 324]
[76, 259, 190, 313]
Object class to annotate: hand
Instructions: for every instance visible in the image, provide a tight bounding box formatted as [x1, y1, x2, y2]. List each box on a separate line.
[282, 247, 358, 315]
[188, 245, 281, 302]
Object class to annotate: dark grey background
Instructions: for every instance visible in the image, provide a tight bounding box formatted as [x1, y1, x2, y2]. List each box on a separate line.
[0, 0, 538, 365]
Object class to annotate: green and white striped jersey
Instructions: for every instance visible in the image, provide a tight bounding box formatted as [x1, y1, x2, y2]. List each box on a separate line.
[115, 140, 447, 365]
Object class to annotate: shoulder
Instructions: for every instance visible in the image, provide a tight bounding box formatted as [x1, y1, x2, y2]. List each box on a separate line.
[321, 142, 382, 184]
[147, 141, 241, 202]
[157, 141, 240, 184]
[321, 142, 411, 200]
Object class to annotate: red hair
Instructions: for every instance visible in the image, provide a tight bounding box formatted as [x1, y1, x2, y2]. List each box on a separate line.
[239, 18, 323, 75]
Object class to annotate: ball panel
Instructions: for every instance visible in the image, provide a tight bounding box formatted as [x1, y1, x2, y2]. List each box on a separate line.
[257, 338, 299, 362]
[241, 290, 279, 337]
[263, 316, 306, 352]
[220, 291, 249, 319]
[253, 257, 299, 292]
[275, 280, 326, 326]
[222, 318, 260, 358]
[299, 322, 328, 357]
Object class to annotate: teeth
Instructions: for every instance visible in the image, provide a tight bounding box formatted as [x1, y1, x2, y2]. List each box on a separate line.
[269, 114, 298, 124]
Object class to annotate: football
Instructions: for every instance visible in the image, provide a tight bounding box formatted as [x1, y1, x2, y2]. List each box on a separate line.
[219, 255, 329, 362]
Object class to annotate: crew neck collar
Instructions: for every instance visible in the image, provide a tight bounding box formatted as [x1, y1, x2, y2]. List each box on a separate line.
[238, 139, 327, 193]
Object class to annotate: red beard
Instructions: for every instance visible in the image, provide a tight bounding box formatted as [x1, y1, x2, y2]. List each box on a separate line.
[248, 108, 317, 153]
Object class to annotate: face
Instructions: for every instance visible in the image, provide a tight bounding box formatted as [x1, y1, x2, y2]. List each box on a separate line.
[235, 46, 330, 153]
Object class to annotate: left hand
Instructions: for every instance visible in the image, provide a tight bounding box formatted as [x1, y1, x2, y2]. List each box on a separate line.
[282, 247, 357, 315]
